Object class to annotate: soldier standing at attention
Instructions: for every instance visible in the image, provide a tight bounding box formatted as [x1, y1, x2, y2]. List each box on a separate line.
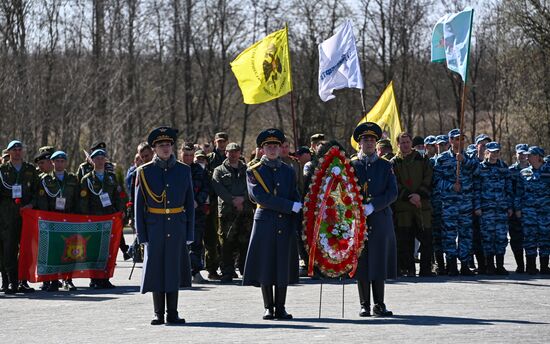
[80, 148, 123, 289]
[471, 134, 491, 273]
[243, 129, 301, 320]
[135, 127, 194, 325]
[473, 142, 512, 275]
[36, 151, 81, 290]
[515, 146, 550, 275]
[508, 143, 529, 272]
[212, 142, 252, 283]
[0, 140, 39, 294]
[424, 136, 437, 159]
[351, 123, 398, 317]
[433, 129, 478, 276]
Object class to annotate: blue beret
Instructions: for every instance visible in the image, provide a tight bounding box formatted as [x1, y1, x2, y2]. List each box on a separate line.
[51, 151, 68, 160]
[90, 149, 106, 158]
[6, 140, 22, 151]
[353, 122, 382, 142]
[147, 126, 178, 146]
[485, 142, 500, 152]
[424, 135, 436, 145]
[435, 135, 448, 144]
[448, 129, 461, 138]
[256, 128, 285, 147]
[515, 143, 529, 154]
[475, 134, 491, 145]
[526, 146, 545, 157]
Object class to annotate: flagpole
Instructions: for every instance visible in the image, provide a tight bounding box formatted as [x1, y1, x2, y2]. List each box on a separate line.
[285, 23, 299, 149]
[359, 89, 367, 114]
[456, 82, 468, 183]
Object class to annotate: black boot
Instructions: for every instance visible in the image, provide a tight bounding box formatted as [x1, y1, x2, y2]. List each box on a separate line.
[447, 257, 459, 276]
[495, 255, 509, 275]
[460, 260, 475, 276]
[357, 281, 370, 317]
[151, 292, 165, 325]
[435, 253, 447, 275]
[485, 255, 496, 275]
[1, 272, 8, 292]
[274, 286, 293, 319]
[17, 280, 35, 293]
[476, 253, 486, 274]
[5, 272, 17, 295]
[513, 250, 525, 273]
[526, 255, 538, 275]
[166, 292, 186, 324]
[371, 280, 393, 317]
[261, 285, 275, 320]
[539, 256, 550, 275]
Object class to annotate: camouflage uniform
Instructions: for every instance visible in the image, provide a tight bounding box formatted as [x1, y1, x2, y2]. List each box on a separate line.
[433, 144, 478, 274]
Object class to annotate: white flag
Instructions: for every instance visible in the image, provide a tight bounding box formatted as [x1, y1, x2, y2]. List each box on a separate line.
[318, 20, 364, 102]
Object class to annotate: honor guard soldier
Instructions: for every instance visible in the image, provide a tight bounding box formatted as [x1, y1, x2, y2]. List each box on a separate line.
[135, 127, 195, 325]
[80, 148, 123, 289]
[0, 140, 40, 294]
[509, 143, 529, 272]
[473, 142, 512, 275]
[351, 123, 398, 317]
[243, 128, 301, 320]
[515, 146, 550, 275]
[433, 129, 479, 276]
[36, 151, 81, 291]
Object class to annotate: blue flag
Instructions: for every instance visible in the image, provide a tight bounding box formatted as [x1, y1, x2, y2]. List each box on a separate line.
[431, 7, 474, 83]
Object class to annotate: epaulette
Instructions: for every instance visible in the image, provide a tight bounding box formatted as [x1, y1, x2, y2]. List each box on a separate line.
[248, 161, 262, 171]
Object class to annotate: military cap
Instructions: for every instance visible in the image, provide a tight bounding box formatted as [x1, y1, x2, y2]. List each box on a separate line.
[226, 142, 241, 151]
[214, 132, 229, 141]
[90, 149, 107, 159]
[147, 126, 177, 146]
[353, 122, 382, 142]
[515, 143, 529, 154]
[6, 140, 22, 151]
[376, 138, 392, 149]
[51, 151, 68, 160]
[435, 135, 448, 144]
[194, 149, 207, 158]
[485, 142, 500, 152]
[412, 136, 425, 147]
[34, 151, 51, 163]
[256, 128, 285, 147]
[296, 146, 311, 156]
[475, 134, 491, 145]
[39, 146, 56, 154]
[310, 133, 325, 142]
[526, 146, 545, 157]
[90, 141, 106, 151]
[544, 155, 550, 163]
[182, 143, 194, 151]
[466, 144, 477, 155]
[1, 149, 8, 158]
[448, 129, 462, 138]
[424, 135, 436, 145]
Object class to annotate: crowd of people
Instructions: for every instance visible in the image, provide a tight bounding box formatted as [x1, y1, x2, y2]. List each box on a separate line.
[1, 125, 549, 321]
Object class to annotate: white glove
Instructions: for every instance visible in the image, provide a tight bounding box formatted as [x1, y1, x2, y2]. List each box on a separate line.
[364, 203, 374, 216]
[187, 241, 194, 245]
[292, 202, 303, 213]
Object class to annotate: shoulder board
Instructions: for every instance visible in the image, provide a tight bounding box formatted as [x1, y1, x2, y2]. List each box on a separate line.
[248, 161, 262, 171]
[350, 156, 360, 161]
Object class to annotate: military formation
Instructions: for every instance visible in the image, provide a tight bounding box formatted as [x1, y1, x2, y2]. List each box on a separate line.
[1, 122, 549, 325]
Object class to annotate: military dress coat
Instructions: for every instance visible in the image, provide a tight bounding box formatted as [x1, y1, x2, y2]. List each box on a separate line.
[135, 155, 195, 293]
[36, 171, 80, 213]
[243, 157, 300, 287]
[351, 154, 398, 282]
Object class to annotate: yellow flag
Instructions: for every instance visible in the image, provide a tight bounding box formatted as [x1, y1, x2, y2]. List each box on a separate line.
[230, 27, 293, 104]
[351, 81, 402, 151]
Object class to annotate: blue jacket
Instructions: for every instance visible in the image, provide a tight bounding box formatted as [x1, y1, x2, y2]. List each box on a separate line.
[135, 155, 195, 293]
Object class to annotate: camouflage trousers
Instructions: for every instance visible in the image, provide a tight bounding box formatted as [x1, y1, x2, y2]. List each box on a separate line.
[218, 211, 252, 276]
[479, 208, 509, 256]
[521, 207, 550, 257]
[441, 196, 473, 263]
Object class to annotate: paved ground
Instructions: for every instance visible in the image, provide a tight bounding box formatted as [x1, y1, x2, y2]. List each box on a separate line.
[1, 234, 549, 344]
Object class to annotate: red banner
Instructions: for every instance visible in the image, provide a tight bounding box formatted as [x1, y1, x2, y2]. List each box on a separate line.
[18, 208, 123, 282]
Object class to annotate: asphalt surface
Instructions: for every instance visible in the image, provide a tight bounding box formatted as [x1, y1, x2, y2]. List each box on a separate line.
[1, 234, 549, 344]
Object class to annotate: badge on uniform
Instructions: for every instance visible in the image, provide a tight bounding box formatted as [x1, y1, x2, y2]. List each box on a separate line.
[55, 197, 66, 211]
[100, 192, 112, 207]
[12, 184, 22, 199]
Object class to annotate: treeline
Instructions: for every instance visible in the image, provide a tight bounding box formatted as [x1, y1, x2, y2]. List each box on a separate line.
[0, 0, 548, 170]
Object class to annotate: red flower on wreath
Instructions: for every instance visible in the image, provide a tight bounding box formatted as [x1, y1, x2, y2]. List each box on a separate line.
[328, 237, 338, 247]
[326, 197, 335, 207]
[325, 208, 338, 223]
[345, 209, 353, 219]
[338, 239, 349, 250]
[343, 196, 352, 206]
